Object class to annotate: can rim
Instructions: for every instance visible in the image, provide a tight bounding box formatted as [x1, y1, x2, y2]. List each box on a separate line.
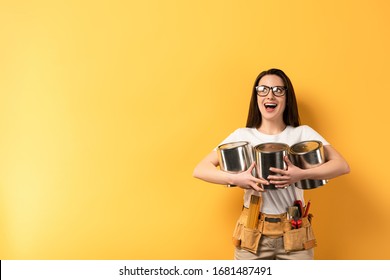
[254, 142, 289, 153]
[217, 141, 250, 150]
[289, 140, 323, 155]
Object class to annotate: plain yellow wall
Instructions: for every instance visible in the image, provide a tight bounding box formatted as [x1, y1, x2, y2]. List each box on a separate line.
[1, 0, 389, 259]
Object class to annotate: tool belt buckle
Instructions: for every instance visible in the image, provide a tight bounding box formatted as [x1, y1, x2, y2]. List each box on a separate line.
[264, 217, 281, 223]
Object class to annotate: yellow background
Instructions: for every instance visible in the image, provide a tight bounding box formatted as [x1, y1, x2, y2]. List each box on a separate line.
[1, 0, 389, 259]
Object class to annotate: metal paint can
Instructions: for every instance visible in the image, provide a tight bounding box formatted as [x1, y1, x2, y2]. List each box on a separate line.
[217, 141, 255, 187]
[289, 140, 328, 189]
[254, 142, 289, 190]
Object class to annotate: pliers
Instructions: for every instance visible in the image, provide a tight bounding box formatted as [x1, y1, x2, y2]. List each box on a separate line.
[291, 218, 302, 229]
[291, 200, 304, 229]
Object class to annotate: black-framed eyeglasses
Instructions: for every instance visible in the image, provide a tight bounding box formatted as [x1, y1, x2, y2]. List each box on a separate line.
[255, 85, 287, 97]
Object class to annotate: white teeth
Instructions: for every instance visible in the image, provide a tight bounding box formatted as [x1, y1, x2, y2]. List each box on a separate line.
[265, 103, 277, 108]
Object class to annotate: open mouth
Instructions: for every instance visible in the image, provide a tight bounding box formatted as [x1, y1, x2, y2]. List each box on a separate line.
[264, 103, 277, 110]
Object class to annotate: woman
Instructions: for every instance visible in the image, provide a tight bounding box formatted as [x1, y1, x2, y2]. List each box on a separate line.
[193, 68, 350, 260]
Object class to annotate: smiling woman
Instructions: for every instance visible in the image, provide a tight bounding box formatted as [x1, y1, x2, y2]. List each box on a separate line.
[257, 86, 285, 112]
[256, 75, 287, 127]
[2, 0, 387, 261]
[247, 69, 300, 133]
[193, 68, 350, 260]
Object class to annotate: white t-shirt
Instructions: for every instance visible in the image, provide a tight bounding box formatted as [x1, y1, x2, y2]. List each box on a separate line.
[217, 125, 329, 214]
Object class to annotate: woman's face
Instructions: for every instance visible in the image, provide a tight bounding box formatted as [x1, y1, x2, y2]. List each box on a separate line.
[257, 74, 286, 123]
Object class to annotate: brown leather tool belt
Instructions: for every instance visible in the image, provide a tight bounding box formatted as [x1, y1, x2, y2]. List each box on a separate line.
[241, 207, 290, 237]
[232, 207, 317, 254]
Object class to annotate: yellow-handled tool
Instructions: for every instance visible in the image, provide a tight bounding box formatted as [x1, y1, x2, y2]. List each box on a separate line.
[246, 194, 262, 229]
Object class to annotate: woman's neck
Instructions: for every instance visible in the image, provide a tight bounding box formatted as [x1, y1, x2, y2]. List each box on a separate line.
[257, 121, 287, 135]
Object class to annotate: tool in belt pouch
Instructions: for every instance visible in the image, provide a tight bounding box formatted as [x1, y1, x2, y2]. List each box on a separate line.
[232, 196, 317, 253]
[284, 200, 317, 252]
[231, 194, 262, 254]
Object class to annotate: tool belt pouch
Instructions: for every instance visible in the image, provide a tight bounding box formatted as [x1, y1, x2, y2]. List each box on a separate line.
[283, 216, 317, 252]
[262, 215, 290, 236]
[232, 213, 262, 254]
[241, 227, 261, 254]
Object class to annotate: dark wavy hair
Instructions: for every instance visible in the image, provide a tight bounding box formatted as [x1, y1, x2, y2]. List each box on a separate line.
[246, 68, 300, 128]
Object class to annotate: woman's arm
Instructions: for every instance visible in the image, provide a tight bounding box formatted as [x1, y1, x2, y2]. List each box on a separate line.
[268, 145, 350, 187]
[193, 150, 268, 192]
[301, 145, 350, 180]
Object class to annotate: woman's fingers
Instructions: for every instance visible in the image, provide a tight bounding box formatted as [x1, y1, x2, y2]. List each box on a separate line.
[247, 161, 256, 172]
[269, 167, 288, 175]
[284, 156, 294, 166]
[252, 182, 265, 192]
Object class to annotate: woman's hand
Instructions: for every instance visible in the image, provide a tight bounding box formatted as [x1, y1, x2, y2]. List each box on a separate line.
[267, 156, 304, 189]
[231, 162, 269, 192]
